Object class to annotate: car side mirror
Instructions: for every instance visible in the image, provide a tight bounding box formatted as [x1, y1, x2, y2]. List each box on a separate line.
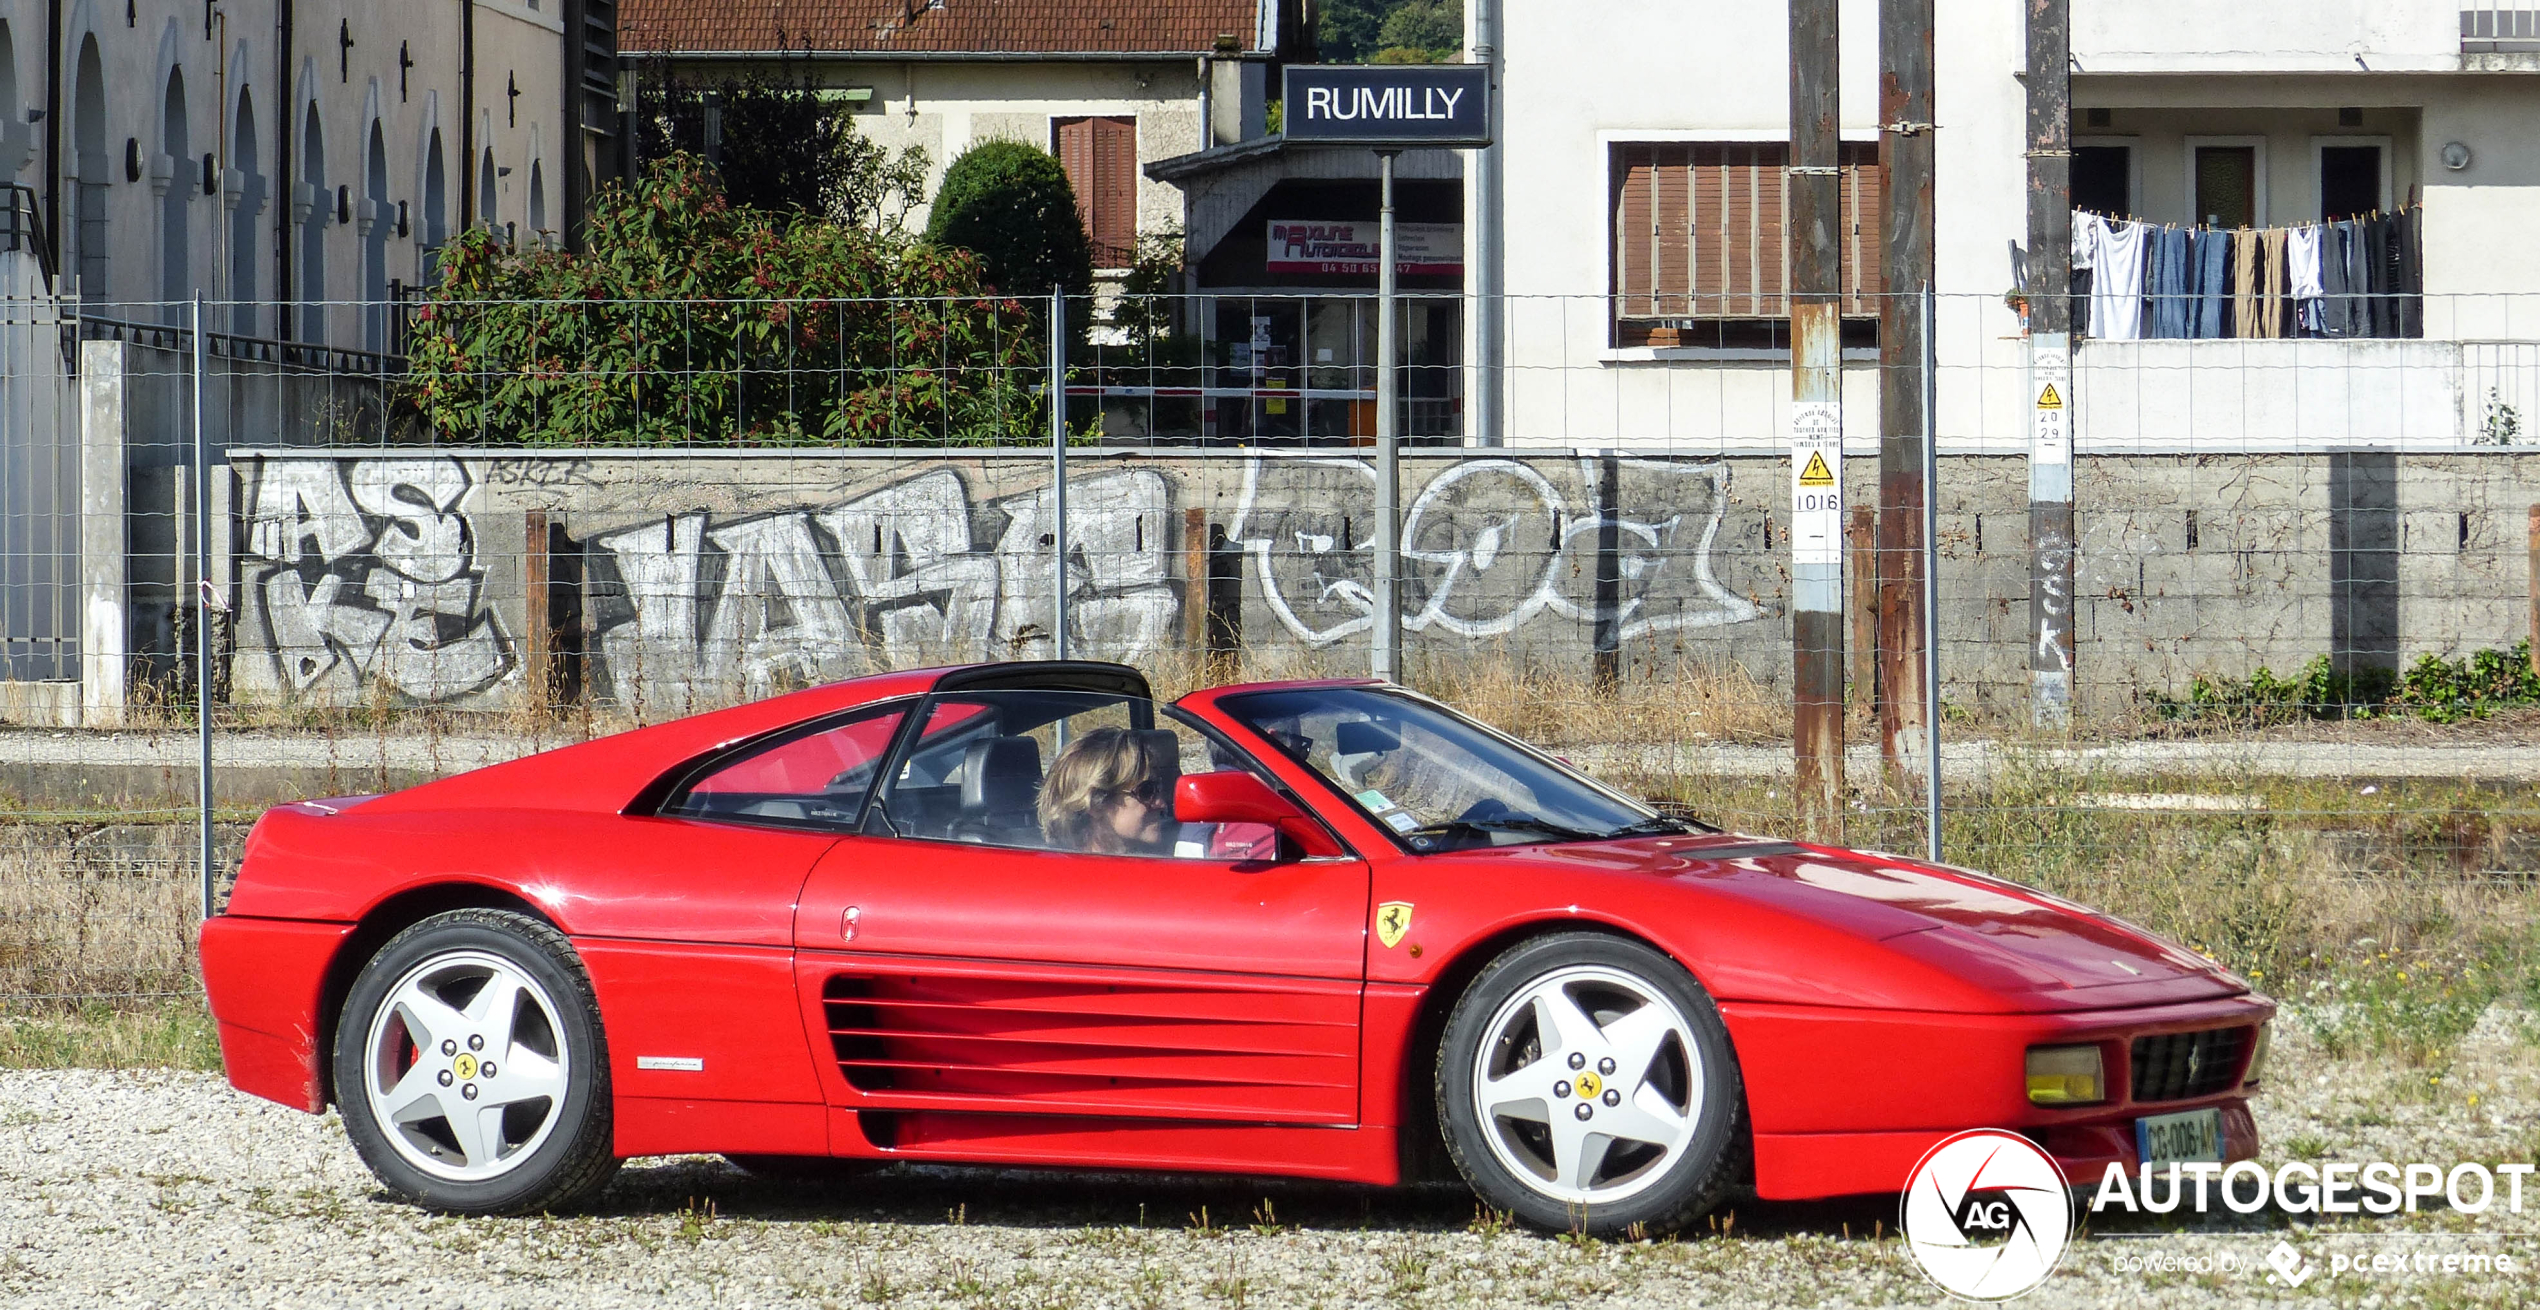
[1174, 771, 1346, 859]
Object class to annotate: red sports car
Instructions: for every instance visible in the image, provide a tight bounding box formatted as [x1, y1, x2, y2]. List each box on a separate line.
[202, 661, 2272, 1235]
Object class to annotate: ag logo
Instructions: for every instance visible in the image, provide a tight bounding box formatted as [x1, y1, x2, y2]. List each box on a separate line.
[1900, 1129, 2072, 1301]
[1374, 902, 1415, 949]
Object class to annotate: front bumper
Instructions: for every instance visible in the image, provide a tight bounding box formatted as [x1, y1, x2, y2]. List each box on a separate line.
[199, 914, 355, 1113]
[1722, 989, 2275, 1200]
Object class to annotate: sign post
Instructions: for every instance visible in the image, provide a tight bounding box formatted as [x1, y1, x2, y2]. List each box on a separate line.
[1281, 64, 1492, 684]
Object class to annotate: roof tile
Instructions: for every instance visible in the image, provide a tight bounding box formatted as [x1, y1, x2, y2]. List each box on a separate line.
[622, 0, 1264, 56]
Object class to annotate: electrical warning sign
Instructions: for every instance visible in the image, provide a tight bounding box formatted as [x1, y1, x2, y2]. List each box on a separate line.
[1789, 401, 1843, 567]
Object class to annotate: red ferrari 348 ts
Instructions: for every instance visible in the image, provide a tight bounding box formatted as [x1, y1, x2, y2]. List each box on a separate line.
[202, 662, 2273, 1234]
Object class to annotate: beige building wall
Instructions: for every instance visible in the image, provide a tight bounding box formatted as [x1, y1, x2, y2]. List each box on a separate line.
[16, 0, 567, 347]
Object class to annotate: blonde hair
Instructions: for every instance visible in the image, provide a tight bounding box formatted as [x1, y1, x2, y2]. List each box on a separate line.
[1038, 728, 1169, 852]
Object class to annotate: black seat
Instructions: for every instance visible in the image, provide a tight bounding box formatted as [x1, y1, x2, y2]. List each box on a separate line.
[952, 736, 1043, 843]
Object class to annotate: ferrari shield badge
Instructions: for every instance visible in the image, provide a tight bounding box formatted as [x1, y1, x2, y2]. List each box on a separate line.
[1375, 902, 1415, 949]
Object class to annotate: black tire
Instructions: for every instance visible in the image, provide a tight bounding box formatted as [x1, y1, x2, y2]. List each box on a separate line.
[1435, 932, 1749, 1237]
[333, 908, 620, 1214]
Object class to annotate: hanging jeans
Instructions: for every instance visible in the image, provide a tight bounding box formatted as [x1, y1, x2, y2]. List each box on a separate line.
[2192, 229, 2231, 339]
[2149, 228, 2193, 338]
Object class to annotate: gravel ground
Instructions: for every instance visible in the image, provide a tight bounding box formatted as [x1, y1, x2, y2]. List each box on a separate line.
[6, 1017, 2540, 1308]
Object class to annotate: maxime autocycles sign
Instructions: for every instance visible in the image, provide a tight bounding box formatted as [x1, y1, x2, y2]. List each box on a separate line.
[1281, 64, 1492, 147]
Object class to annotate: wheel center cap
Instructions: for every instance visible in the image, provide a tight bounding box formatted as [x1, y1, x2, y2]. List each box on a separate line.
[1574, 1071, 1602, 1099]
[453, 1052, 479, 1081]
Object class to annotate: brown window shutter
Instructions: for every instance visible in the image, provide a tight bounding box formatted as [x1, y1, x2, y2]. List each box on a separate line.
[1612, 139, 1882, 332]
[1092, 116, 1137, 266]
[1612, 145, 1655, 320]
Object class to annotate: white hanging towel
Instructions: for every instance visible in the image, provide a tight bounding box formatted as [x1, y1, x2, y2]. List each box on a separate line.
[2286, 225, 2326, 334]
[2089, 220, 2147, 341]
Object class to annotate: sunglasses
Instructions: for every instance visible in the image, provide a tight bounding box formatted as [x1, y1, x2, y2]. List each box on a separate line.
[1102, 779, 1175, 807]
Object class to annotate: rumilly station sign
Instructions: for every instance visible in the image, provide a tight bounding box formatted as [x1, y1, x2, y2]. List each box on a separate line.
[1280, 64, 1493, 147]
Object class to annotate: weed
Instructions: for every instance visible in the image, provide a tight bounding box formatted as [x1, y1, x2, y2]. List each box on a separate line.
[2282, 1133, 2333, 1162]
[2302, 949, 2500, 1066]
[1246, 1198, 1289, 1237]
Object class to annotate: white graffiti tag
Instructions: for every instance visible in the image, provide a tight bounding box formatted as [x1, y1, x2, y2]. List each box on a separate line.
[240, 457, 513, 703]
[590, 469, 1178, 709]
[1231, 455, 1760, 648]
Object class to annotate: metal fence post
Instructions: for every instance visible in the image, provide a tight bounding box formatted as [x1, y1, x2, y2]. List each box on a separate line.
[1050, 287, 1069, 661]
[193, 291, 213, 920]
[1922, 286, 1942, 864]
[1373, 150, 1402, 684]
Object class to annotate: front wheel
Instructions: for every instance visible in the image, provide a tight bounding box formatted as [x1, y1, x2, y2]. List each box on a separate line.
[333, 908, 620, 1214]
[1435, 932, 1748, 1236]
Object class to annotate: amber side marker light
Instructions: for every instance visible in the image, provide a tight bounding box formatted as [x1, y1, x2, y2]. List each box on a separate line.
[2025, 1044, 2106, 1105]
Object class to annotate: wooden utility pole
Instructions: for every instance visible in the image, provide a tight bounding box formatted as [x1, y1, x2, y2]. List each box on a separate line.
[1790, 0, 1845, 829]
[1878, 0, 1935, 772]
[2025, 0, 2076, 727]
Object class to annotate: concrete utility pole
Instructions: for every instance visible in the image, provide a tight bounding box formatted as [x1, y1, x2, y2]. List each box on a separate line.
[1789, 0, 1845, 828]
[2025, 0, 2076, 727]
[1878, 0, 1935, 774]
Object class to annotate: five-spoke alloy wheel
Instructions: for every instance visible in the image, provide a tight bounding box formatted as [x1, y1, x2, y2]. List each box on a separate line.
[1438, 933, 1747, 1236]
[335, 909, 618, 1214]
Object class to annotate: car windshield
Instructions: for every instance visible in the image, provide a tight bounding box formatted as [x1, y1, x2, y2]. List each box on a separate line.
[1219, 687, 1690, 852]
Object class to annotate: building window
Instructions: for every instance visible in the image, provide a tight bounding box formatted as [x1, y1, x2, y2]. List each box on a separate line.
[1054, 115, 1137, 268]
[2317, 141, 2385, 220]
[1607, 141, 1882, 349]
[2072, 143, 2134, 218]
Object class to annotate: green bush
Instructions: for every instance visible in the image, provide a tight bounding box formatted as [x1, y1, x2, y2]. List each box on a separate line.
[2392, 641, 2540, 724]
[2148, 642, 2539, 725]
[925, 140, 1094, 301]
[404, 154, 1042, 446]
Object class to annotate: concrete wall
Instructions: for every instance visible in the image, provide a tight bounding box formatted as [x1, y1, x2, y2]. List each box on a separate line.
[211, 445, 2540, 722]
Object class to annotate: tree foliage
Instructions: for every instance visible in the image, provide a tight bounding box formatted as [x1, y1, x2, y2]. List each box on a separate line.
[924, 139, 1096, 300]
[403, 154, 1041, 446]
[638, 54, 928, 232]
[1318, 0, 1462, 64]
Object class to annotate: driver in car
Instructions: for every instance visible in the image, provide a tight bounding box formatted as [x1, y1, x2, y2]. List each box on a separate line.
[1039, 728, 1178, 856]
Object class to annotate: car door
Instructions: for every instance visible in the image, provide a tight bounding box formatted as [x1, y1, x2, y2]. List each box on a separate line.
[582, 700, 914, 1122]
[793, 690, 1369, 1127]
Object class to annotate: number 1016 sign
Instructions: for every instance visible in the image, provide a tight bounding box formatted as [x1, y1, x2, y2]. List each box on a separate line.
[1789, 402, 1843, 567]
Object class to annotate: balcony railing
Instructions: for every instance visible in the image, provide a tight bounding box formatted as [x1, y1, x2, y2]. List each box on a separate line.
[2463, 5, 2540, 51]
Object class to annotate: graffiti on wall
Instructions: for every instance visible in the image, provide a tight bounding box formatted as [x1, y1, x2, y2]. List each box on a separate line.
[1233, 456, 1759, 646]
[586, 468, 1176, 709]
[238, 456, 514, 703]
[232, 454, 1763, 708]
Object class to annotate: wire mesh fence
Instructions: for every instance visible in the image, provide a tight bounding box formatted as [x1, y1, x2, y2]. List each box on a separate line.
[4, 287, 2540, 1009]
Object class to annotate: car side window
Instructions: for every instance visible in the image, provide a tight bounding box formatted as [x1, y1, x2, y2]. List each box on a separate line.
[659, 703, 909, 830]
[871, 691, 1278, 860]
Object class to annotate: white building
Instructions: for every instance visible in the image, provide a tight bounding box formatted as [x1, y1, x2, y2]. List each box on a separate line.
[2, 0, 606, 343]
[0, 0, 605, 709]
[1483, 0, 2540, 452]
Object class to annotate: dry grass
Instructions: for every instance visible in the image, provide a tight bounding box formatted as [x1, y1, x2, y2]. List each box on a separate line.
[0, 830, 202, 1008]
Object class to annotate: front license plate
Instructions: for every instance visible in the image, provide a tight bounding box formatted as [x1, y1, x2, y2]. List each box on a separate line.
[2136, 1108, 2225, 1167]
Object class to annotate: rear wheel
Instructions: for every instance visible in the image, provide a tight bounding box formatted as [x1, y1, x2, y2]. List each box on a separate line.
[333, 909, 619, 1214]
[1436, 933, 1748, 1236]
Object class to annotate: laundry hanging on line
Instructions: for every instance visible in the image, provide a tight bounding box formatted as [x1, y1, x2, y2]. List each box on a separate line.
[2069, 207, 2423, 341]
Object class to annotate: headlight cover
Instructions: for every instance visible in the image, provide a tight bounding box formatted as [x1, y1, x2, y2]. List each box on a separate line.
[2025, 1043, 2106, 1106]
[2244, 1022, 2272, 1090]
